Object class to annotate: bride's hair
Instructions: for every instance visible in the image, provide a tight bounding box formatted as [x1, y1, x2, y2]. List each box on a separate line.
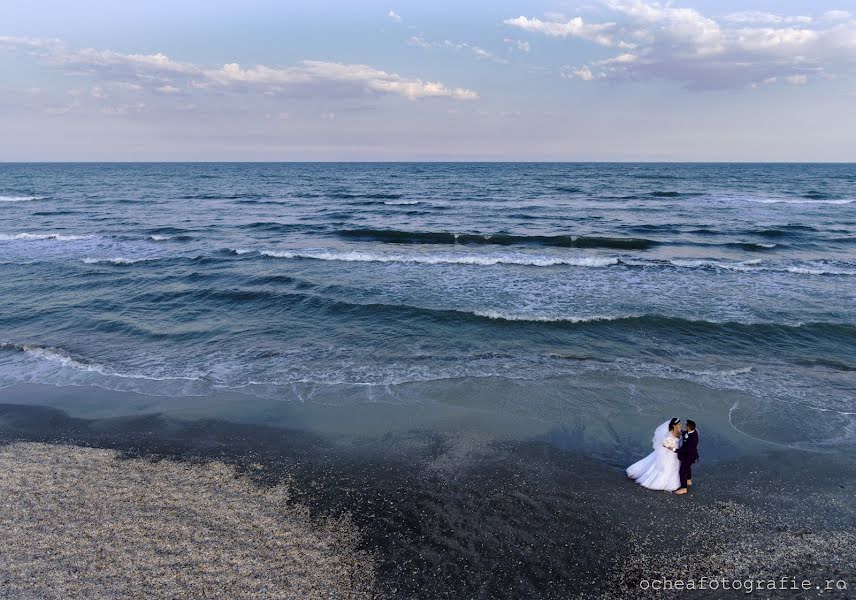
[668, 417, 680, 431]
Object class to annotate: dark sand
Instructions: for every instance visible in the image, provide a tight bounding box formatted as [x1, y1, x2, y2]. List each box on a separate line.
[0, 400, 854, 599]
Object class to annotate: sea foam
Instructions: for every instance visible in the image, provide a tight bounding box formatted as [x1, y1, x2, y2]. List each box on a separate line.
[0, 233, 91, 241]
[0, 195, 46, 202]
[261, 249, 619, 268]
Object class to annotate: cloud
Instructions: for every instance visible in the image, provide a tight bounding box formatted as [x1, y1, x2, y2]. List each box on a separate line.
[822, 11, 851, 22]
[503, 16, 619, 47]
[722, 12, 812, 26]
[388, 10, 402, 23]
[763, 74, 808, 85]
[505, 1, 856, 89]
[504, 38, 531, 53]
[0, 36, 477, 102]
[204, 60, 478, 100]
[561, 65, 594, 80]
[408, 35, 506, 63]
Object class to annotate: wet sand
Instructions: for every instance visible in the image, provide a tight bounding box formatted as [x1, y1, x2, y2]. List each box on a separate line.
[0, 400, 854, 599]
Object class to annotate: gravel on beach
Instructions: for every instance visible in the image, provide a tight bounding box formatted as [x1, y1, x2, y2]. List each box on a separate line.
[0, 442, 374, 600]
[0, 402, 854, 599]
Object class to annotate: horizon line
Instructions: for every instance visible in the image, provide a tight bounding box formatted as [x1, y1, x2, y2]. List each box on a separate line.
[2, 160, 855, 165]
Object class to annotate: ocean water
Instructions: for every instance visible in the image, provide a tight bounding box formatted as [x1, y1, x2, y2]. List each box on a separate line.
[0, 163, 854, 451]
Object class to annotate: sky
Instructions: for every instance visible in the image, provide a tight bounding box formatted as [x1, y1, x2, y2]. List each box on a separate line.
[1, 0, 855, 161]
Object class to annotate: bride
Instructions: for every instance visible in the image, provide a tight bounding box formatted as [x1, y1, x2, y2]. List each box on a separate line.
[626, 418, 682, 491]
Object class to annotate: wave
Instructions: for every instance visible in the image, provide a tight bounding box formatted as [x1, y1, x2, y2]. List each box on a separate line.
[383, 200, 420, 205]
[146, 226, 192, 235]
[649, 191, 692, 198]
[0, 342, 109, 374]
[723, 242, 778, 251]
[32, 210, 77, 216]
[663, 259, 856, 276]
[0, 342, 204, 381]
[237, 222, 313, 234]
[261, 249, 619, 268]
[179, 193, 265, 200]
[82, 257, 158, 265]
[784, 266, 856, 276]
[678, 366, 753, 377]
[473, 311, 629, 323]
[0, 232, 91, 241]
[0, 195, 46, 202]
[337, 229, 659, 250]
[747, 198, 854, 205]
[748, 225, 817, 238]
[795, 358, 856, 372]
[330, 192, 403, 200]
[457, 312, 856, 338]
[248, 247, 855, 276]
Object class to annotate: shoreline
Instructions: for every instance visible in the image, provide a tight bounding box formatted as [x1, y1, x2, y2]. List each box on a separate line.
[1, 400, 854, 598]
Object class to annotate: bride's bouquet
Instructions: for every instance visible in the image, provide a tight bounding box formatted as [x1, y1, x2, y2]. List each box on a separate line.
[662, 436, 678, 451]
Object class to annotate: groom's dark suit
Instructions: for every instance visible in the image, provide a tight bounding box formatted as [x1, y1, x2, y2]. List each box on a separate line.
[676, 430, 699, 490]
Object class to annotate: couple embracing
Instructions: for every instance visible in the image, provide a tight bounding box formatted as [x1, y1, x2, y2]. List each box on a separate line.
[626, 418, 699, 495]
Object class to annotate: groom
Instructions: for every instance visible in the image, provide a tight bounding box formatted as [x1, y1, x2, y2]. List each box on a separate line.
[674, 419, 699, 496]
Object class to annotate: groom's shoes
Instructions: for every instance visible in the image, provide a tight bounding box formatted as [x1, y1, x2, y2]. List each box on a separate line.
[674, 488, 688, 495]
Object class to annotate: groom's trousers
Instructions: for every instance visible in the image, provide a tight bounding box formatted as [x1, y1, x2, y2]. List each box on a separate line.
[679, 460, 692, 489]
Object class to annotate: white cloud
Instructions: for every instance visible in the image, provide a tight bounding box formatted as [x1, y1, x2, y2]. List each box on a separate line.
[562, 65, 595, 80]
[764, 74, 809, 85]
[506, 1, 856, 89]
[503, 16, 619, 47]
[388, 10, 402, 23]
[822, 11, 851, 22]
[504, 38, 531, 53]
[722, 12, 812, 26]
[0, 36, 477, 103]
[205, 60, 477, 100]
[409, 35, 506, 63]
[102, 102, 147, 115]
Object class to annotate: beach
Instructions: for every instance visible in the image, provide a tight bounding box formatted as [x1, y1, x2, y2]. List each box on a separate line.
[1, 388, 854, 599]
[0, 163, 853, 597]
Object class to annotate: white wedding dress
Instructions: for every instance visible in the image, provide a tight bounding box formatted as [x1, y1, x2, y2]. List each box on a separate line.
[626, 420, 681, 491]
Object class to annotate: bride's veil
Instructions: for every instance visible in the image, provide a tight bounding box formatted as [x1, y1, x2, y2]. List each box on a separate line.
[652, 420, 671, 450]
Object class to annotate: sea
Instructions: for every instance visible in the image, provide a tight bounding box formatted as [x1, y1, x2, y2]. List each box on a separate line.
[1, 163, 854, 457]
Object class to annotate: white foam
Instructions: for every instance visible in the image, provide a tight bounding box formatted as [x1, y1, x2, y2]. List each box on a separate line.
[669, 259, 763, 273]
[747, 198, 854, 205]
[261, 249, 619, 268]
[150, 235, 172, 241]
[667, 259, 855, 276]
[683, 366, 753, 376]
[0, 343, 111, 375]
[0, 195, 45, 202]
[784, 266, 856, 276]
[472, 310, 629, 323]
[383, 200, 420, 205]
[0, 233, 91, 241]
[82, 257, 156, 265]
[0, 342, 205, 382]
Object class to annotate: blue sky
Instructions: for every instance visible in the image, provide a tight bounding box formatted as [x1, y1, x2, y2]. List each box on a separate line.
[2, 0, 855, 160]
